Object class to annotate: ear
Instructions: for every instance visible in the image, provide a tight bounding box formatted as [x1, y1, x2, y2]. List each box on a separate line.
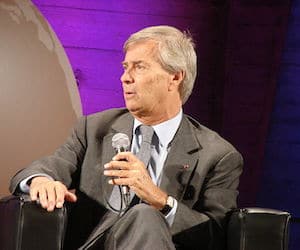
[168, 71, 185, 91]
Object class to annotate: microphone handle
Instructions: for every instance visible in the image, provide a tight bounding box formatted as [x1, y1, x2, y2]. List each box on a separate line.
[116, 147, 130, 196]
[122, 185, 129, 195]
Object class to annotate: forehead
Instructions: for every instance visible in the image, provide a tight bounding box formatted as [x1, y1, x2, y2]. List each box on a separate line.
[123, 40, 158, 63]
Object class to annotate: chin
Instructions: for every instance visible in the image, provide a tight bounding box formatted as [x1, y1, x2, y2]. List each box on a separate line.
[126, 105, 144, 117]
[125, 103, 138, 112]
[125, 99, 138, 110]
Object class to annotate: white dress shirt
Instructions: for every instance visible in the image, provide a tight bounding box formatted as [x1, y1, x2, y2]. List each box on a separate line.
[132, 109, 183, 226]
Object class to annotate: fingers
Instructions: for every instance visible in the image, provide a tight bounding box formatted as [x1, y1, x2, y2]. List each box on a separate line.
[29, 176, 50, 203]
[112, 152, 138, 162]
[54, 183, 69, 208]
[45, 185, 55, 211]
[105, 168, 151, 191]
[36, 186, 48, 209]
[104, 169, 137, 179]
[105, 152, 167, 209]
[29, 185, 38, 201]
[104, 161, 131, 170]
[29, 177, 76, 212]
[105, 152, 144, 171]
[104, 152, 157, 203]
[104, 159, 146, 184]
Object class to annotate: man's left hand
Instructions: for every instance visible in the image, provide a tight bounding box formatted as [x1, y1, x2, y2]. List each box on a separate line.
[104, 152, 167, 210]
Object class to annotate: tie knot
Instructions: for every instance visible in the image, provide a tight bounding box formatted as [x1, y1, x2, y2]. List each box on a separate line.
[139, 125, 154, 144]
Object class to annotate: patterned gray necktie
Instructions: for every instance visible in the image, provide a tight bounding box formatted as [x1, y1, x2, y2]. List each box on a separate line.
[136, 125, 154, 167]
[128, 125, 154, 207]
[107, 125, 154, 213]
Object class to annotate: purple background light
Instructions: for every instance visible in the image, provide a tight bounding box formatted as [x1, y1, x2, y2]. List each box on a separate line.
[31, 1, 299, 248]
[33, 0, 208, 115]
[30, 0, 288, 209]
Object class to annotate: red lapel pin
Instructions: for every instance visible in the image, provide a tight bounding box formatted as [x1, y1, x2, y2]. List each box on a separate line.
[183, 164, 189, 169]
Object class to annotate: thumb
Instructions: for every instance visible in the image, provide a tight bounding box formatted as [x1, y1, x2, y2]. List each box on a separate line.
[65, 191, 77, 202]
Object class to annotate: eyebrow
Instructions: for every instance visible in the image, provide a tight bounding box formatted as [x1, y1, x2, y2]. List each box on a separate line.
[121, 60, 147, 66]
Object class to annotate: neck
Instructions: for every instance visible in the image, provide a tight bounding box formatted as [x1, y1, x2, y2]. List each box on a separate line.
[132, 106, 181, 125]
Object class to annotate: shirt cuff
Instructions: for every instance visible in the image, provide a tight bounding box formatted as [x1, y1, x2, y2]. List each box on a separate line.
[19, 174, 54, 193]
[164, 198, 178, 226]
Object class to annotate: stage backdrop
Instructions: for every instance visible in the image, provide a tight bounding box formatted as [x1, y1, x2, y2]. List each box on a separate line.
[30, 0, 291, 209]
[0, 0, 81, 197]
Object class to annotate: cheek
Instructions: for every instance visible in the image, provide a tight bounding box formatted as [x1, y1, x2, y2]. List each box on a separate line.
[154, 75, 169, 93]
[136, 76, 154, 95]
[136, 74, 169, 100]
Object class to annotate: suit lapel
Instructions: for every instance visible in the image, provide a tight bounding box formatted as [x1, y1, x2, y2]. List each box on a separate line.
[160, 115, 201, 202]
[99, 113, 134, 199]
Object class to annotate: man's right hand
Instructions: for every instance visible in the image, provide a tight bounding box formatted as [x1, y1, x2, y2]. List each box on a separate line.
[29, 176, 77, 212]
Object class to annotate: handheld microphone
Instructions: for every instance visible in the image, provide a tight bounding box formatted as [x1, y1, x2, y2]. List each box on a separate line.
[111, 133, 130, 197]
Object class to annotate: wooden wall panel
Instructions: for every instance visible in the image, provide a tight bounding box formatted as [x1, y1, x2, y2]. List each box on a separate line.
[32, 0, 226, 120]
[36, 5, 205, 51]
[30, 0, 292, 209]
[33, 0, 215, 17]
[80, 88, 124, 115]
[65, 48, 123, 91]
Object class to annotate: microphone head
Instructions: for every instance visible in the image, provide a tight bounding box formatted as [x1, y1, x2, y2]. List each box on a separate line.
[112, 133, 130, 152]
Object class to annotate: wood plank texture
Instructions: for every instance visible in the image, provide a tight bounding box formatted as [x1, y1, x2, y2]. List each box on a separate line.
[33, 0, 216, 17]
[65, 47, 123, 91]
[36, 5, 211, 51]
[30, 0, 293, 210]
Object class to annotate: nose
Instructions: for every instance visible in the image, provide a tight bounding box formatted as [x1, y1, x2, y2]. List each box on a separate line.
[120, 68, 134, 84]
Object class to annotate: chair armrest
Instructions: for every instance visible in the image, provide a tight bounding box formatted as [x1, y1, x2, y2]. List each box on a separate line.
[227, 207, 291, 250]
[0, 195, 67, 250]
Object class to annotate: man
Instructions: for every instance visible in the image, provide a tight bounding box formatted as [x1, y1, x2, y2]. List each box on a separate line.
[10, 26, 243, 249]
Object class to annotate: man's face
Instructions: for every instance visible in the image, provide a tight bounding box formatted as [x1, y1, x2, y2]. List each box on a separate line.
[121, 40, 174, 119]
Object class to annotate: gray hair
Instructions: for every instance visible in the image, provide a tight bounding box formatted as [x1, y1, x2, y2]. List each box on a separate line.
[123, 25, 197, 104]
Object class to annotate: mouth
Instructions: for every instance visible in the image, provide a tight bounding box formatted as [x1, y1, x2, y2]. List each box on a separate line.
[124, 91, 136, 98]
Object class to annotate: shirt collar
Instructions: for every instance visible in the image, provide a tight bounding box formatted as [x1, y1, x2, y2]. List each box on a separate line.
[133, 109, 183, 148]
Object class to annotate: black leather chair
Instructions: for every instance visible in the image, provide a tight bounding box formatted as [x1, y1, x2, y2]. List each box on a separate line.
[0, 195, 291, 250]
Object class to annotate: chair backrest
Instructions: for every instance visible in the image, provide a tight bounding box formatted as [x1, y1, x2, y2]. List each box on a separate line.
[227, 207, 291, 250]
[0, 195, 67, 250]
[0, 195, 291, 250]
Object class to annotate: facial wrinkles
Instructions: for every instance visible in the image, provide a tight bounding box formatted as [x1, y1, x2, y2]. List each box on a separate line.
[121, 40, 180, 124]
[143, 72, 169, 114]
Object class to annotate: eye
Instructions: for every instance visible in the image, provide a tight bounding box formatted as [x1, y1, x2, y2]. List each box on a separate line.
[135, 64, 146, 71]
[122, 64, 128, 71]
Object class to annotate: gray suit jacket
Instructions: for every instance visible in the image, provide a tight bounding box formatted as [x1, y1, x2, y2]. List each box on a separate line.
[10, 108, 242, 240]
